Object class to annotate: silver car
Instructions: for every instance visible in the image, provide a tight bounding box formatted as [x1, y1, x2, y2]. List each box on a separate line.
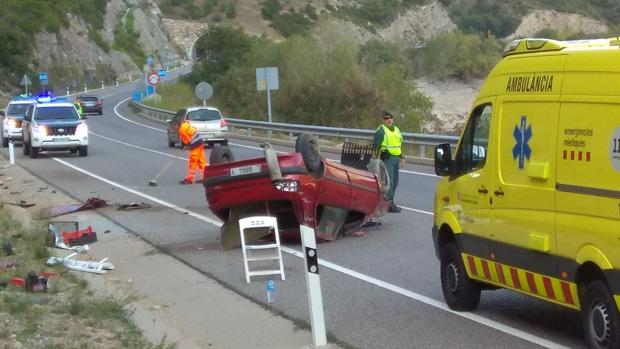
[167, 106, 228, 147]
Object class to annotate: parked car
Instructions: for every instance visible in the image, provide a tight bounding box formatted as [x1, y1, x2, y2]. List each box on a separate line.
[22, 98, 88, 158]
[1, 96, 36, 147]
[167, 106, 228, 147]
[202, 133, 390, 249]
[75, 95, 102, 115]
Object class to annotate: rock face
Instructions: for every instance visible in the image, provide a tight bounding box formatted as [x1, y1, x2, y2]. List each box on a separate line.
[30, 0, 181, 91]
[507, 10, 609, 40]
[162, 19, 208, 59]
[378, 2, 456, 43]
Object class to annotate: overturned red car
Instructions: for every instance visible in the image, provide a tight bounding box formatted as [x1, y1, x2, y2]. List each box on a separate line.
[202, 133, 390, 248]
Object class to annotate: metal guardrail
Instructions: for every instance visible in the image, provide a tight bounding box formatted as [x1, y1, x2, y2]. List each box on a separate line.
[132, 101, 460, 162]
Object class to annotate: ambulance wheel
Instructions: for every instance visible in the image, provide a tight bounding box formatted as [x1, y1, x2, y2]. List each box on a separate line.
[2, 137, 8, 148]
[210, 146, 234, 164]
[582, 280, 620, 349]
[440, 242, 481, 311]
[23, 141, 30, 156]
[367, 158, 390, 195]
[295, 133, 321, 175]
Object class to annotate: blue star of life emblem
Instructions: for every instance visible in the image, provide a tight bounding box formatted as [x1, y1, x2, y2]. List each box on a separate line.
[512, 115, 532, 169]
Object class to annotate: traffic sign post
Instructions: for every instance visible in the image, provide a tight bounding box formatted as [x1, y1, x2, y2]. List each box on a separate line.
[147, 72, 160, 86]
[20, 74, 32, 95]
[39, 72, 48, 85]
[256, 67, 279, 138]
[158, 69, 167, 78]
[194, 82, 213, 106]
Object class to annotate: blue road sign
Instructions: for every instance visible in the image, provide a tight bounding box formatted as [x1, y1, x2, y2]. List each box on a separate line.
[39, 72, 48, 85]
[158, 69, 167, 77]
[146, 56, 153, 66]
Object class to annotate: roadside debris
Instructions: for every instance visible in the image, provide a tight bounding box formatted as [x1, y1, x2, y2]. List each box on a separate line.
[5, 200, 35, 208]
[47, 197, 107, 217]
[351, 231, 367, 238]
[9, 271, 49, 292]
[49, 223, 97, 249]
[46, 245, 114, 274]
[117, 202, 151, 210]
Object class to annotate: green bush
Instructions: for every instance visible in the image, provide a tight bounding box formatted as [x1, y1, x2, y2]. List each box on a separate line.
[261, 0, 282, 20]
[186, 23, 433, 132]
[449, 0, 522, 37]
[113, 10, 146, 68]
[412, 30, 502, 80]
[225, 1, 237, 19]
[339, 0, 428, 29]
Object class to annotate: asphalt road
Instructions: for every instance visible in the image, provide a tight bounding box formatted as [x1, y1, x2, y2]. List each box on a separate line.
[3, 71, 586, 348]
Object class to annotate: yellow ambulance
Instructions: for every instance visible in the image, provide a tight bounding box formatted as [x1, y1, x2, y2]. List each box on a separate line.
[432, 38, 620, 349]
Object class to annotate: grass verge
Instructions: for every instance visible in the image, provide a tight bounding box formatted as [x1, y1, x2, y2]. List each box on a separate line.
[0, 207, 176, 348]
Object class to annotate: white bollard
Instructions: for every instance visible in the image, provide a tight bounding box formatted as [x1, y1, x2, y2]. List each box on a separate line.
[8, 141, 15, 165]
[116, 80, 119, 86]
[66, 87, 70, 96]
[300, 224, 327, 347]
[83, 84, 87, 93]
[101, 81, 104, 89]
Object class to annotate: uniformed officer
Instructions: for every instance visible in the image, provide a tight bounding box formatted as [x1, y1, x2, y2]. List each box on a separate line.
[373, 110, 405, 213]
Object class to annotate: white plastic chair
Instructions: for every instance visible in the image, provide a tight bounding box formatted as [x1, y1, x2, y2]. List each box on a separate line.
[238, 216, 285, 283]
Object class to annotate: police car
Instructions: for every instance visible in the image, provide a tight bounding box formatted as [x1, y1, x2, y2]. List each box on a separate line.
[21, 96, 88, 158]
[1, 96, 36, 147]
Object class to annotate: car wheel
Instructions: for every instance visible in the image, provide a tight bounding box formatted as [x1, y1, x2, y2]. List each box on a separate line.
[2, 136, 8, 148]
[23, 141, 30, 156]
[440, 242, 481, 311]
[582, 280, 620, 349]
[30, 146, 38, 159]
[209, 146, 235, 164]
[295, 133, 321, 175]
[78, 146, 88, 157]
[367, 158, 390, 195]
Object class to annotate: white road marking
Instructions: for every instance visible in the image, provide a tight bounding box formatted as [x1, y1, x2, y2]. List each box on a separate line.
[90, 131, 186, 160]
[50, 156, 567, 349]
[111, 98, 437, 178]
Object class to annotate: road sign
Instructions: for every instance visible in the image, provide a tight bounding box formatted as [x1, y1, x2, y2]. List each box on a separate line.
[256, 67, 279, 91]
[147, 72, 160, 86]
[158, 69, 167, 77]
[39, 72, 48, 85]
[195, 82, 213, 101]
[20, 74, 31, 86]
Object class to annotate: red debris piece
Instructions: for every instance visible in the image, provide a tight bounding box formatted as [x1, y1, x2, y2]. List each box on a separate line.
[10, 277, 24, 287]
[62, 226, 97, 246]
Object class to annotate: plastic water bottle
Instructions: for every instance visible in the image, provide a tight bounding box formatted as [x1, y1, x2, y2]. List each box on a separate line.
[266, 279, 275, 304]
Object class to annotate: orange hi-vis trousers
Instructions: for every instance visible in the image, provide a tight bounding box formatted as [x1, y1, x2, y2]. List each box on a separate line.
[186, 146, 206, 182]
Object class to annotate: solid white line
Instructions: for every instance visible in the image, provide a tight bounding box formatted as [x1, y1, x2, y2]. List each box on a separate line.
[113, 97, 166, 132]
[112, 98, 437, 177]
[51, 156, 565, 348]
[51, 157, 222, 227]
[401, 206, 433, 216]
[89, 131, 186, 160]
[281, 245, 567, 349]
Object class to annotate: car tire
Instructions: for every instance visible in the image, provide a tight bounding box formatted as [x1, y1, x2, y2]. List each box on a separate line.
[2, 136, 8, 148]
[30, 146, 38, 159]
[440, 242, 481, 311]
[209, 146, 235, 164]
[78, 146, 88, 157]
[23, 141, 30, 156]
[295, 133, 321, 175]
[582, 280, 620, 349]
[367, 158, 390, 195]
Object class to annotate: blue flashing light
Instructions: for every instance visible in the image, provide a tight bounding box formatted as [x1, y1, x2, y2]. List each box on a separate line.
[35, 96, 68, 104]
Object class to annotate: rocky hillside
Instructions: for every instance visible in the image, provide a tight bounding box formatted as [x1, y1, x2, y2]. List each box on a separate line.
[1, 0, 184, 99]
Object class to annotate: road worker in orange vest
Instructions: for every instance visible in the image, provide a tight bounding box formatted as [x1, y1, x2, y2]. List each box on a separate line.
[178, 120, 206, 184]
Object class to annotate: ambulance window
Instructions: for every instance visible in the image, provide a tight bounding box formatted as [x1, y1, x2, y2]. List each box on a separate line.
[456, 104, 492, 174]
